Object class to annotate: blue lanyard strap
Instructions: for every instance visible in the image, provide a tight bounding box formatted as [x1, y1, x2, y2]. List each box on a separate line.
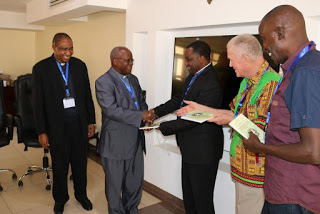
[234, 82, 250, 117]
[285, 41, 315, 77]
[266, 77, 282, 124]
[234, 66, 269, 117]
[56, 61, 70, 96]
[180, 68, 205, 106]
[266, 42, 315, 125]
[118, 76, 139, 109]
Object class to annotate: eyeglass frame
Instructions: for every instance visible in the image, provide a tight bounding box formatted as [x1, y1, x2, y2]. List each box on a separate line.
[115, 58, 134, 63]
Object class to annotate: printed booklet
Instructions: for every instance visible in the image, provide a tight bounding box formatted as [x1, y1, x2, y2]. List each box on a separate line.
[181, 110, 214, 123]
[229, 113, 265, 143]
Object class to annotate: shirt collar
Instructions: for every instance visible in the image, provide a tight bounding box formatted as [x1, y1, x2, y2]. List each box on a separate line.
[195, 62, 211, 75]
[281, 41, 315, 75]
[248, 60, 269, 85]
[115, 71, 128, 79]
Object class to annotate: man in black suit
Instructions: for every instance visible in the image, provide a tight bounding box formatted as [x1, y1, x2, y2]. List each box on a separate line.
[32, 33, 96, 214]
[152, 40, 224, 214]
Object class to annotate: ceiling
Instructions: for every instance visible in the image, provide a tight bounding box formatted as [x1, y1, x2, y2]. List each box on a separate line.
[0, 0, 31, 13]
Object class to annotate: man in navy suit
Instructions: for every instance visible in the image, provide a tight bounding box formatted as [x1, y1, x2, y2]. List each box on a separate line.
[96, 47, 155, 214]
[152, 41, 224, 214]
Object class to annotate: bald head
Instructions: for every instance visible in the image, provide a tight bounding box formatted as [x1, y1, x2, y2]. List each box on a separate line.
[110, 46, 133, 75]
[261, 5, 306, 35]
[259, 5, 309, 65]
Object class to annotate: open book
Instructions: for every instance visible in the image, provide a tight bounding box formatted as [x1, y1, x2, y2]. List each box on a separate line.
[181, 110, 214, 123]
[229, 114, 265, 143]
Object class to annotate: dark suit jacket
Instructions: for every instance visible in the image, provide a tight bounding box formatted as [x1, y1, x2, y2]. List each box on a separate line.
[32, 55, 95, 147]
[95, 68, 148, 160]
[154, 64, 224, 164]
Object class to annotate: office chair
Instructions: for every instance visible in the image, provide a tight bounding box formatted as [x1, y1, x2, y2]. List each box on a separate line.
[0, 79, 17, 191]
[14, 74, 51, 191]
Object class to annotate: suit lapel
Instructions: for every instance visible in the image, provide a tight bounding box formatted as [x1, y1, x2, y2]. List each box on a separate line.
[109, 69, 137, 109]
[127, 75, 141, 108]
[187, 64, 211, 93]
[68, 59, 80, 101]
[49, 56, 65, 98]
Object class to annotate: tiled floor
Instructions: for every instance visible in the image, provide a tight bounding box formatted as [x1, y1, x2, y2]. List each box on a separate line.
[0, 134, 162, 214]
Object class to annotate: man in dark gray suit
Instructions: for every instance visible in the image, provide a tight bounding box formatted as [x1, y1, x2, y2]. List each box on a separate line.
[95, 47, 154, 214]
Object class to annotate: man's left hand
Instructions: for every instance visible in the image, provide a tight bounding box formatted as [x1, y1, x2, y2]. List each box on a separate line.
[88, 124, 95, 138]
[243, 132, 264, 153]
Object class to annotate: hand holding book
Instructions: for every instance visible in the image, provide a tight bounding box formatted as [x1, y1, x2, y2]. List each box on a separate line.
[229, 114, 265, 143]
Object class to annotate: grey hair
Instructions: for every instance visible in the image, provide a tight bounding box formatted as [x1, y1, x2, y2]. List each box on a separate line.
[227, 34, 263, 60]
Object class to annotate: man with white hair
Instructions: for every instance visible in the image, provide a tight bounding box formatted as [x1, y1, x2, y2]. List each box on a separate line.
[177, 34, 281, 214]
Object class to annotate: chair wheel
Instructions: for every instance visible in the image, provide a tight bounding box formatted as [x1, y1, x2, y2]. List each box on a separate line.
[45, 185, 51, 191]
[12, 173, 17, 180]
[0, 185, 3, 191]
[18, 180, 23, 187]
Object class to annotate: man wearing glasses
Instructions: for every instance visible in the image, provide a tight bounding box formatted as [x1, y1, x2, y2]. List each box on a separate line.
[95, 46, 155, 214]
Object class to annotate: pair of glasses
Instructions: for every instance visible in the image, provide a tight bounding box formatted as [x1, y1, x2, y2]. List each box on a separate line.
[115, 58, 134, 63]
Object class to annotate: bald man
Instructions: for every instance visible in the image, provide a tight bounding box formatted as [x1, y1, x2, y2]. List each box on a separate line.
[96, 47, 153, 214]
[243, 5, 320, 214]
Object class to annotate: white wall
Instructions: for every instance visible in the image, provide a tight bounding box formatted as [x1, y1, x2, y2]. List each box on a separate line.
[126, 0, 320, 213]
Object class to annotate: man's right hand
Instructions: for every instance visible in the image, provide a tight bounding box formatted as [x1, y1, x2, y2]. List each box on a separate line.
[142, 109, 158, 123]
[38, 133, 49, 149]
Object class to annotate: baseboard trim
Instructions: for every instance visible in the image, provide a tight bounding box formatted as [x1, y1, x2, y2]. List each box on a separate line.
[88, 144, 185, 212]
[143, 180, 185, 211]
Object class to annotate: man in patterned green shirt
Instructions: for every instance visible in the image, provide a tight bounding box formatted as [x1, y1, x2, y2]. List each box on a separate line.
[177, 34, 281, 214]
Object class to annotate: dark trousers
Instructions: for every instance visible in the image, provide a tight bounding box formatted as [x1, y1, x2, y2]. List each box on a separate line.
[182, 161, 219, 214]
[101, 143, 144, 214]
[50, 118, 88, 203]
[262, 200, 315, 214]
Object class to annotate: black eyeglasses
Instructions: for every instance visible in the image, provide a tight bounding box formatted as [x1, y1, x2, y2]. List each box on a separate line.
[115, 58, 134, 63]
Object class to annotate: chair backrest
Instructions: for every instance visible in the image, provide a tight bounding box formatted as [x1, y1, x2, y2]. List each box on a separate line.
[0, 79, 6, 131]
[14, 74, 34, 132]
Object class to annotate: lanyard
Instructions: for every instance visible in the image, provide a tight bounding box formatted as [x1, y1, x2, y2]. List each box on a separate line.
[284, 41, 315, 78]
[265, 42, 315, 136]
[266, 77, 282, 124]
[118, 76, 139, 109]
[180, 68, 205, 106]
[56, 61, 70, 96]
[234, 82, 250, 117]
[234, 66, 269, 117]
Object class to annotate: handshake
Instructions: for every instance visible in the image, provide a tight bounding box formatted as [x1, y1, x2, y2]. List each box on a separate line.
[142, 109, 158, 123]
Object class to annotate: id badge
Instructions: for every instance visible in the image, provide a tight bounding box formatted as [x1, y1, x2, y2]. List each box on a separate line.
[63, 97, 75, 109]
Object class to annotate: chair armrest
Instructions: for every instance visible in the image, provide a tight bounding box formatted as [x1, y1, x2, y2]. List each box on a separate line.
[14, 115, 23, 143]
[5, 114, 14, 140]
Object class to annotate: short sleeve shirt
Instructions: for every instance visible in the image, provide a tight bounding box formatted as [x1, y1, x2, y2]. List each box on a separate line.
[284, 50, 320, 130]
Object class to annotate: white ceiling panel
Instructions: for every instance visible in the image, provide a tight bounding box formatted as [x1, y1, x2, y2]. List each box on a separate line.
[0, 0, 31, 13]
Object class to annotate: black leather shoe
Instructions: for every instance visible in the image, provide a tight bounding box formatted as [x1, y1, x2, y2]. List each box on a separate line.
[78, 198, 93, 210]
[54, 202, 65, 214]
